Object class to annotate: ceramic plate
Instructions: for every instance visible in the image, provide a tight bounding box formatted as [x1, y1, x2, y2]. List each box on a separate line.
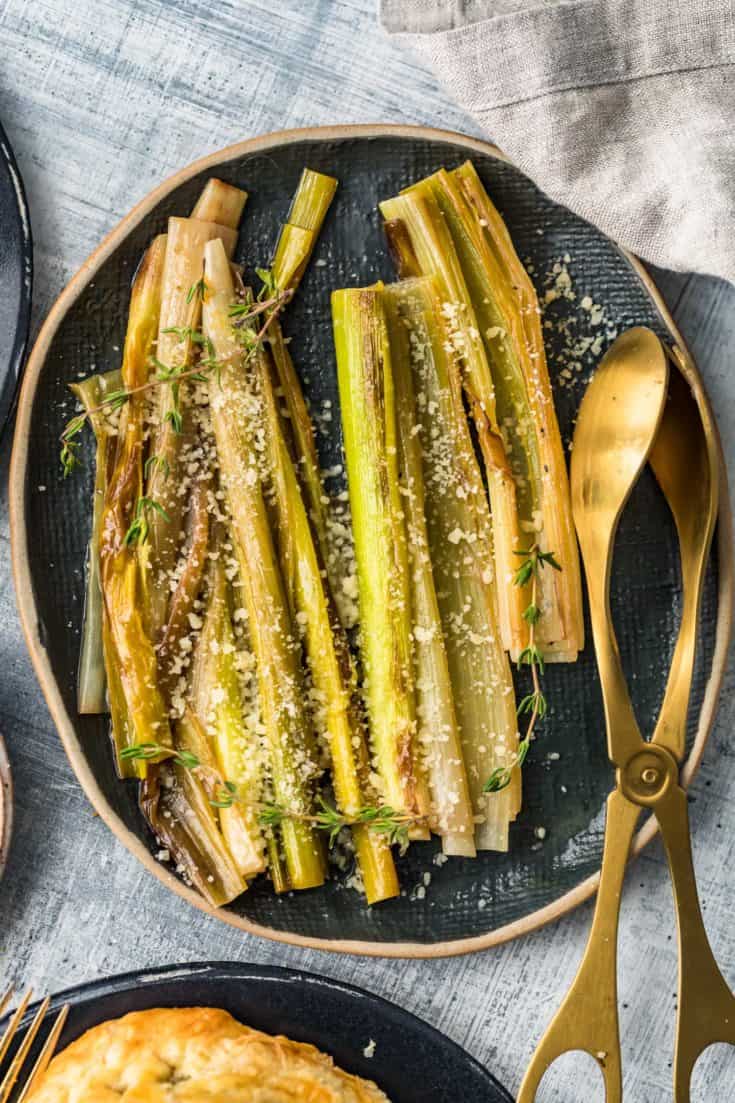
[9, 125, 732, 956]
[0, 118, 32, 434]
[3, 962, 512, 1102]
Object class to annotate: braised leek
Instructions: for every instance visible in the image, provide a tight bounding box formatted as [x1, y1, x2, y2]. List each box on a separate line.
[141, 709, 247, 907]
[70, 165, 582, 904]
[332, 286, 430, 834]
[268, 169, 338, 564]
[380, 185, 522, 655]
[145, 189, 244, 636]
[384, 283, 476, 856]
[191, 560, 265, 879]
[382, 170, 583, 661]
[191, 178, 248, 228]
[271, 167, 337, 291]
[386, 277, 520, 849]
[256, 337, 399, 903]
[71, 369, 123, 715]
[203, 237, 325, 891]
[97, 235, 169, 779]
[450, 161, 583, 660]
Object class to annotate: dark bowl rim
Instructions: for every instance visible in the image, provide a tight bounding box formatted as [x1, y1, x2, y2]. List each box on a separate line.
[9, 960, 512, 1101]
[9, 123, 734, 958]
[0, 117, 33, 435]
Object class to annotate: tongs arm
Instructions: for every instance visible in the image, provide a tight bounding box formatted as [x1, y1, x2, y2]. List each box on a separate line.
[517, 333, 733, 1103]
[516, 790, 640, 1103]
[652, 768, 735, 1101]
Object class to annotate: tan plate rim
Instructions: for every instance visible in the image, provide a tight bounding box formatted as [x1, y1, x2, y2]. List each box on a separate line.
[0, 732, 12, 881]
[9, 123, 734, 958]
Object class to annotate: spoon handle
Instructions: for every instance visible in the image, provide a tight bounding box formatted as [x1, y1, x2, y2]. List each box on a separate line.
[516, 790, 640, 1103]
[653, 779, 735, 1102]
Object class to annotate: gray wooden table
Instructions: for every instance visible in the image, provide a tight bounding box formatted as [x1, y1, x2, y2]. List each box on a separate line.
[1, 2, 733, 1099]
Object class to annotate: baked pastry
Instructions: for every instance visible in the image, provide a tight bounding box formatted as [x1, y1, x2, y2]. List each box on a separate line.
[26, 1006, 390, 1102]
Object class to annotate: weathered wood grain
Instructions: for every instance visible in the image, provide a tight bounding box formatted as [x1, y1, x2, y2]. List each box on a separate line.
[0, 1, 733, 1098]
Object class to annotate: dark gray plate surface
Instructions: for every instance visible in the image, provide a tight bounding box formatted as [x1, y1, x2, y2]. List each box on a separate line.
[4, 962, 512, 1102]
[14, 129, 722, 951]
[0, 119, 32, 434]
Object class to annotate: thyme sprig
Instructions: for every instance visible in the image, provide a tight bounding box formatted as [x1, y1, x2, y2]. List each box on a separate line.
[144, 454, 170, 479]
[484, 543, 561, 794]
[59, 291, 289, 475]
[186, 276, 207, 304]
[259, 796, 421, 854]
[123, 496, 170, 546]
[60, 388, 130, 476]
[229, 278, 293, 350]
[120, 741, 232, 805]
[210, 780, 240, 809]
[119, 742, 199, 769]
[116, 742, 422, 850]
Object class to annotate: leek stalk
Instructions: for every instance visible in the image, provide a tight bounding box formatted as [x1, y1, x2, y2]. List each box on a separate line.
[203, 237, 325, 891]
[256, 340, 399, 902]
[191, 178, 248, 229]
[97, 235, 170, 779]
[380, 185, 524, 656]
[268, 169, 338, 565]
[144, 202, 243, 636]
[271, 167, 337, 291]
[383, 168, 583, 661]
[332, 286, 431, 834]
[191, 559, 266, 879]
[71, 369, 122, 715]
[265, 171, 399, 897]
[140, 709, 247, 907]
[450, 161, 584, 660]
[384, 283, 476, 856]
[387, 277, 520, 849]
[157, 472, 211, 695]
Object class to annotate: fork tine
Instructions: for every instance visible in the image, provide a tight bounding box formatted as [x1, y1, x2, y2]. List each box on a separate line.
[0, 991, 33, 1068]
[0, 996, 50, 1103]
[0, 989, 14, 1022]
[15, 1004, 69, 1103]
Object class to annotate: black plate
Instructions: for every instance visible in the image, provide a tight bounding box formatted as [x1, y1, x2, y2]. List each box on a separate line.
[12, 127, 726, 953]
[4, 962, 511, 1102]
[0, 119, 32, 434]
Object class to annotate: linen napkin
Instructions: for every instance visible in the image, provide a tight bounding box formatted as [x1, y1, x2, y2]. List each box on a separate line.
[380, 0, 735, 283]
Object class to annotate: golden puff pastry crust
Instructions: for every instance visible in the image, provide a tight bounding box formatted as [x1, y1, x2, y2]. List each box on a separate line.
[26, 1006, 390, 1103]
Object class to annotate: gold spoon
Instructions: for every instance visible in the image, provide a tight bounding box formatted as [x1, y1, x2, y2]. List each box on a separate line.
[517, 329, 733, 1102]
[647, 346, 735, 1100]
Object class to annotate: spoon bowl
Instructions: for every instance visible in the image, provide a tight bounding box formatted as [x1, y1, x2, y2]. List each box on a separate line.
[571, 326, 669, 766]
[571, 326, 669, 547]
[649, 351, 719, 759]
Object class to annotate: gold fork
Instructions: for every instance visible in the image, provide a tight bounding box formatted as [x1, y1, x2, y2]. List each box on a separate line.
[0, 986, 69, 1103]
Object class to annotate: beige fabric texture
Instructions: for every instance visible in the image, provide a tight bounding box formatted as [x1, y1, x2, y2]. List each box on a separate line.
[380, 0, 735, 282]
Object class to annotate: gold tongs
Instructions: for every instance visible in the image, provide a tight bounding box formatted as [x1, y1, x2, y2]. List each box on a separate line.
[518, 328, 734, 1102]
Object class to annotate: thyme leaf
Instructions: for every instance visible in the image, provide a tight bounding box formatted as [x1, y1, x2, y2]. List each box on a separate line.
[123, 496, 170, 546]
[485, 544, 558, 794]
[119, 742, 198, 769]
[186, 276, 207, 304]
[144, 454, 170, 479]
